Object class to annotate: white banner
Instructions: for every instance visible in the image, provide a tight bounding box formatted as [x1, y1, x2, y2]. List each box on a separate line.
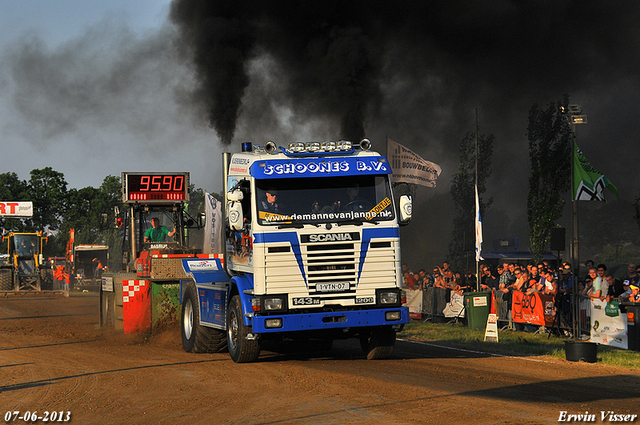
[387, 138, 441, 187]
[590, 298, 627, 349]
[0, 201, 33, 217]
[443, 292, 465, 318]
[203, 193, 223, 254]
[406, 288, 423, 318]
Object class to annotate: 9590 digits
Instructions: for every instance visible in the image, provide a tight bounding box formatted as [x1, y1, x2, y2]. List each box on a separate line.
[4, 411, 71, 423]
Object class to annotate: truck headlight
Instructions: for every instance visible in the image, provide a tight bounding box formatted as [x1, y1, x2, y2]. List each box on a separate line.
[257, 294, 288, 313]
[377, 289, 400, 306]
[264, 298, 284, 311]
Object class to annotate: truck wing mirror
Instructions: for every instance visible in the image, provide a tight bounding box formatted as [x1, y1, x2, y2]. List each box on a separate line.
[398, 195, 412, 226]
[227, 189, 244, 231]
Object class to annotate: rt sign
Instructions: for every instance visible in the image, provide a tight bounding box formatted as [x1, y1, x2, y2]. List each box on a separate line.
[0, 202, 33, 217]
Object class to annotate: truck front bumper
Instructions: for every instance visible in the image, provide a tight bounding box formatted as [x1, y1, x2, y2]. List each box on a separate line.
[252, 306, 409, 333]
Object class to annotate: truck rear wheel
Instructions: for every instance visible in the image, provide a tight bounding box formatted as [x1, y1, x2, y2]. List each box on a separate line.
[181, 284, 227, 353]
[227, 295, 260, 363]
[360, 326, 396, 360]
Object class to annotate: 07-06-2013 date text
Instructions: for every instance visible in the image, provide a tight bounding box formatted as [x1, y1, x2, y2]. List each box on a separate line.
[4, 411, 71, 423]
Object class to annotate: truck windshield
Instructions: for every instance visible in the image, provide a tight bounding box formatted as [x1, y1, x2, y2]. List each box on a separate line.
[14, 235, 39, 256]
[256, 175, 395, 226]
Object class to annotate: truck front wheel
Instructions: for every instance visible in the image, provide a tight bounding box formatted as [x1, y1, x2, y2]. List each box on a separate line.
[360, 326, 396, 360]
[227, 295, 260, 363]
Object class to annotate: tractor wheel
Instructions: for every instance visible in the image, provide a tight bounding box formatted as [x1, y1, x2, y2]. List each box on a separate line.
[40, 269, 54, 290]
[0, 269, 13, 291]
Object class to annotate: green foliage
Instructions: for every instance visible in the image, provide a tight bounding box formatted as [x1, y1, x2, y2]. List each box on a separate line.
[527, 95, 573, 264]
[26, 167, 68, 232]
[448, 132, 494, 271]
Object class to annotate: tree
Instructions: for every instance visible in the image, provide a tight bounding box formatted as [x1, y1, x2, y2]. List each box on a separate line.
[448, 132, 494, 271]
[25, 167, 68, 232]
[526, 95, 573, 264]
[48, 175, 125, 261]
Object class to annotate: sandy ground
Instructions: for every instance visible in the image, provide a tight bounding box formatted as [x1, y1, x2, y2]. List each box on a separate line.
[1, 292, 640, 425]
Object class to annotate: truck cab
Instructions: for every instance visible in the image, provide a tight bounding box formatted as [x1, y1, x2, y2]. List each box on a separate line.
[181, 139, 411, 362]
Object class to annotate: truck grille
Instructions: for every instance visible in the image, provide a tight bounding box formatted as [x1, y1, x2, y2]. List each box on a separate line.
[306, 243, 355, 290]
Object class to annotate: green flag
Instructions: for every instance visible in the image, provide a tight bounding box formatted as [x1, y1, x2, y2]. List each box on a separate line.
[573, 141, 619, 201]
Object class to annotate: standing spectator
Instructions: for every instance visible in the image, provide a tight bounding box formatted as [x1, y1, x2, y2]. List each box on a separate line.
[415, 269, 427, 289]
[507, 263, 517, 285]
[605, 274, 623, 299]
[513, 270, 528, 292]
[584, 260, 595, 281]
[454, 271, 469, 291]
[403, 271, 416, 289]
[542, 269, 557, 295]
[558, 265, 573, 314]
[597, 264, 609, 301]
[498, 263, 511, 289]
[529, 265, 541, 285]
[582, 277, 593, 296]
[442, 261, 451, 274]
[443, 269, 455, 287]
[480, 266, 498, 291]
[587, 267, 603, 300]
[626, 263, 640, 287]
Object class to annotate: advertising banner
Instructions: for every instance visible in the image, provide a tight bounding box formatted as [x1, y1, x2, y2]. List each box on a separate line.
[512, 292, 555, 326]
[590, 298, 628, 349]
[0, 201, 33, 217]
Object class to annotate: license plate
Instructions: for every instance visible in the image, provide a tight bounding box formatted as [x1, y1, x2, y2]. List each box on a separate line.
[316, 282, 350, 292]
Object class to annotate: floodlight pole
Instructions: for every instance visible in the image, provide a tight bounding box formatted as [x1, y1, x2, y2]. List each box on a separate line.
[567, 105, 586, 339]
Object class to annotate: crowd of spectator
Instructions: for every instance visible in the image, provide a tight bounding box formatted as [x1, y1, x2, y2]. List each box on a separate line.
[402, 260, 640, 327]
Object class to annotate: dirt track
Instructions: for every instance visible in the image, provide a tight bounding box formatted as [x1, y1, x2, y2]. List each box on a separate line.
[2, 293, 640, 425]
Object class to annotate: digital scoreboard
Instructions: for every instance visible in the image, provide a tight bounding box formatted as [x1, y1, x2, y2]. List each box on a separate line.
[122, 172, 189, 203]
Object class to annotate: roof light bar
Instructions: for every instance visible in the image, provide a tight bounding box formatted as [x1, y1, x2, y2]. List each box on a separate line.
[284, 140, 353, 155]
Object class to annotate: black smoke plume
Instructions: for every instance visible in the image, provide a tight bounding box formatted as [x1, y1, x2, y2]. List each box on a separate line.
[170, 0, 384, 144]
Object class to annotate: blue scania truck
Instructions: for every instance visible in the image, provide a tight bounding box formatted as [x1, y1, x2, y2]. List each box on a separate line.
[180, 139, 412, 362]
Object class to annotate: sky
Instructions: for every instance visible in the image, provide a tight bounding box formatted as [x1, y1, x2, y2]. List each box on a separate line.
[2, 1, 640, 266]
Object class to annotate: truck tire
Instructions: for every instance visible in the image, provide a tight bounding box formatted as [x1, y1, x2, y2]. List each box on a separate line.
[181, 284, 227, 353]
[360, 326, 396, 360]
[0, 269, 13, 291]
[227, 295, 260, 363]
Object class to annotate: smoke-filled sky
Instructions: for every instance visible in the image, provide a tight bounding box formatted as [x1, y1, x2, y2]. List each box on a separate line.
[2, 0, 640, 264]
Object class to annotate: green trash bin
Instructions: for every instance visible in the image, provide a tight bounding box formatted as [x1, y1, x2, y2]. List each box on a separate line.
[464, 291, 491, 330]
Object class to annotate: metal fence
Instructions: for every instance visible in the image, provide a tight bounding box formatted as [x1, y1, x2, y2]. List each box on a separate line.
[414, 287, 592, 337]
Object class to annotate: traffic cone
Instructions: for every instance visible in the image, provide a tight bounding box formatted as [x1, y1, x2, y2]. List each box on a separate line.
[490, 290, 496, 314]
